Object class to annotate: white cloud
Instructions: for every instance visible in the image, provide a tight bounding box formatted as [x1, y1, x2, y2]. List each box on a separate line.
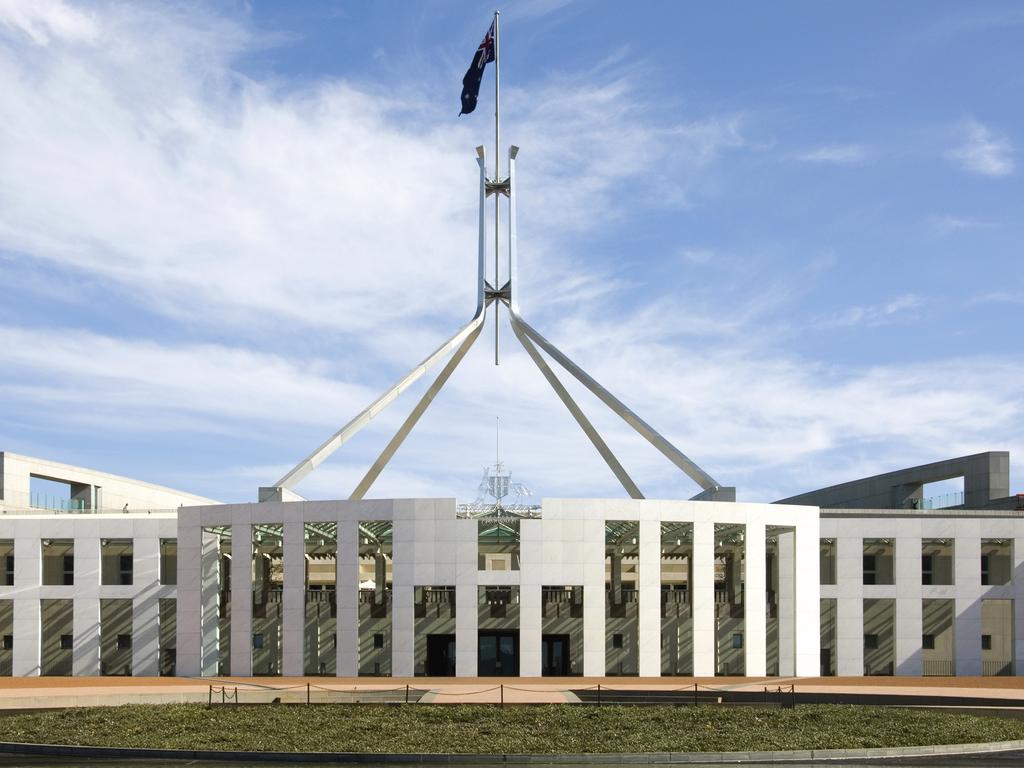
[928, 214, 992, 236]
[797, 143, 868, 164]
[0, 0, 98, 45]
[820, 294, 923, 328]
[678, 248, 714, 265]
[948, 120, 1014, 177]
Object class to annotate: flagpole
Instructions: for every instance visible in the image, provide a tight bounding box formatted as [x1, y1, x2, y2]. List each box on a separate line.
[493, 9, 501, 366]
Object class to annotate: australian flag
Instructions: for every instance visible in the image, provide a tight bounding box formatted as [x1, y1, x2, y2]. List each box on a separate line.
[459, 20, 495, 115]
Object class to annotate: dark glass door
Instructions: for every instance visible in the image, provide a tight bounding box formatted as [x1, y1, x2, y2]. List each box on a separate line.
[478, 631, 519, 676]
[426, 634, 456, 676]
[542, 634, 570, 676]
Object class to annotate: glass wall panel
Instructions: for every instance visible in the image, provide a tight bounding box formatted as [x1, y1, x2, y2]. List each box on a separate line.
[41, 539, 74, 586]
[605, 520, 639, 676]
[922, 598, 954, 676]
[304, 522, 337, 675]
[159, 597, 176, 676]
[0, 541, 13, 587]
[358, 521, 392, 676]
[416, 586, 457, 676]
[981, 598, 1013, 676]
[100, 598, 132, 675]
[921, 540, 954, 585]
[542, 585, 582, 676]
[478, 585, 520, 676]
[160, 539, 177, 585]
[819, 539, 836, 585]
[863, 539, 894, 585]
[715, 523, 745, 676]
[201, 526, 231, 675]
[41, 598, 73, 676]
[478, 519, 520, 571]
[981, 540, 1012, 586]
[0, 600, 12, 676]
[252, 523, 283, 675]
[661, 523, 693, 676]
[819, 598, 836, 676]
[100, 539, 133, 586]
[863, 598, 894, 675]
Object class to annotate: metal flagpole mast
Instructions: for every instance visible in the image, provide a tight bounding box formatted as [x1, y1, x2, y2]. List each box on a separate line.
[493, 9, 500, 365]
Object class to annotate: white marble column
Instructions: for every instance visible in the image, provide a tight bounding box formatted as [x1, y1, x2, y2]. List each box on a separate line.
[793, 523, 821, 676]
[894, 536, 922, 675]
[336, 518, 359, 677]
[777, 530, 795, 676]
[582, 517, 605, 677]
[1014, 536, 1024, 675]
[638, 519, 661, 677]
[282, 520, 305, 676]
[132, 537, 160, 676]
[519, 582, 542, 678]
[691, 520, 715, 676]
[955, 535, 982, 676]
[455, 582, 478, 677]
[12, 537, 40, 676]
[835, 534, 863, 676]
[230, 523, 252, 676]
[72, 536, 100, 676]
[744, 521, 767, 676]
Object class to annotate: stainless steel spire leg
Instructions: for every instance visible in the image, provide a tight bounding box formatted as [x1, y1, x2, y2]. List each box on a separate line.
[512, 321, 644, 499]
[349, 311, 487, 500]
[510, 313, 722, 493]
[267, 313, 486, 495]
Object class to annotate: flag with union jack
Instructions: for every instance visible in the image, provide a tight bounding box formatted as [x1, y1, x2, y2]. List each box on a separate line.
[459, 20, 495, 116]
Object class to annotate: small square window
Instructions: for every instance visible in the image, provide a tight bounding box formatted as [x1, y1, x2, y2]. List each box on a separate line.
[982, 634, 992, 651]
[2, 635, 12, 650]
[612, 633, 624, 649]
[60, 634, 73, 650]
[922, 634, 935, 650]
[864, 633, 878, 650]
[117, 634, 132, 650]
[373, 633, 385, 649]
[732, 633, 743, 649]
[252, 633, 264, 649]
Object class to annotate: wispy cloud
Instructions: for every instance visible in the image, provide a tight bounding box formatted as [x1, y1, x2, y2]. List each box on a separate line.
[819, 294, 923, 328]
[928, 214, 993, 236]
[797, 143, 868, 165]
[0, 0, 98, 45]
[948, 119, 1014, 177]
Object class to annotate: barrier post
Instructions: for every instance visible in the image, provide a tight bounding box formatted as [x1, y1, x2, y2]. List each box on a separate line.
[694, 683, 698, 707]
[597, 683, 601, 706]
[500, 684, 504, 707]
[208, 686, 212, 709]
[405, 684, 410, 704]
[307, 682, 311, 706]
[221, 687, 225, 705]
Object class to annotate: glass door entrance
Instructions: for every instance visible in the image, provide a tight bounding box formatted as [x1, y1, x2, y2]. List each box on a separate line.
[478, 631, 518, 676]
[426, 634, 456, 676]
[542, 634, 570, 676]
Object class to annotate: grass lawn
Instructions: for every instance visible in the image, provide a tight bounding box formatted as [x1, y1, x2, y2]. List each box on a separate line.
[0, 704, 1022, 754]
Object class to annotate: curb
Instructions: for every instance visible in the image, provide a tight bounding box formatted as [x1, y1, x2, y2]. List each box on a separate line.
[2, 739, 1024, 764]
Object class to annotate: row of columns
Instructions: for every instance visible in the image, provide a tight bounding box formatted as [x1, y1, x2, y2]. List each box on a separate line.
[181, 516, 819, 678]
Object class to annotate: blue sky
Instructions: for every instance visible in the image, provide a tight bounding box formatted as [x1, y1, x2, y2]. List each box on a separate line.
[0, 0, 1020, 506]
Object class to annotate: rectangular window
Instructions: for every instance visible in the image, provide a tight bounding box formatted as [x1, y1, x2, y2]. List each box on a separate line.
[863, 555, 876, 585]
[119, 554, 133, 586]
[252, 633, 264, 649]
[981, 555, 990, 586]
[2, 635, 11, 650]
[922, 633, 935, 650]
[373, 633, 385, 649]
[864, 634, 878, 650]
[63, 555, 74, 586]
[921, 554, 933, 585]
[3, 554, 12, 586]
[982, 634, 992, 651]
[732, 633, 744, 649]
[60, 634, 73, 650]
[612, 633, 624, 649]
[117, 634, 132, 650]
